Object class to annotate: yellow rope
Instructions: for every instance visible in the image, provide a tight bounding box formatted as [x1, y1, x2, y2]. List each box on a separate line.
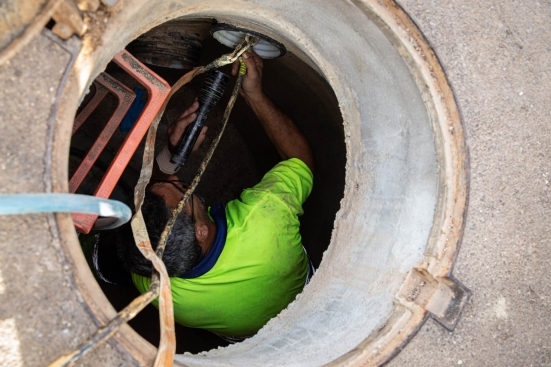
[239, 57, 247, 75]
[48, 36, 256, 367]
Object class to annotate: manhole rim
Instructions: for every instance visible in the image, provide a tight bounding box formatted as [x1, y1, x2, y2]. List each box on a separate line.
[49, 0, 468, 366]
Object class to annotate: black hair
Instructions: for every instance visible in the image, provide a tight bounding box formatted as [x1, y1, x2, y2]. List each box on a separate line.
[115, 189, 202, 277]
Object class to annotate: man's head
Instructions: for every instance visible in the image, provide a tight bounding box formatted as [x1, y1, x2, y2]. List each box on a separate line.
[116, 176, 214, 277]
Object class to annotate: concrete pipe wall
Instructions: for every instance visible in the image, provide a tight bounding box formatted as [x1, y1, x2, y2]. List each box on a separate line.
[0, 0, 468, 366]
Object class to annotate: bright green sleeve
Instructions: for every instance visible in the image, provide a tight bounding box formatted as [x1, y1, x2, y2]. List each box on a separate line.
[131, 273, 160, 307]
[241, 158, 313, 215]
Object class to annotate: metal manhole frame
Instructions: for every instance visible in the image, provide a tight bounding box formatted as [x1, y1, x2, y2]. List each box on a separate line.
[45, 0, 469, 366]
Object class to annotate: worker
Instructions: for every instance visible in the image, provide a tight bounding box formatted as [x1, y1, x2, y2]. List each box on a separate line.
[115, 50, 316, 340]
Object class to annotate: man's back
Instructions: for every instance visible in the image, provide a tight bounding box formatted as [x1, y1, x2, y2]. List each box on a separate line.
[133, 158, 313, 337]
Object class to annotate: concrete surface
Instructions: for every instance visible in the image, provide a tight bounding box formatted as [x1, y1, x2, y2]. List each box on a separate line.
[0, 33, 138, 367]
[0, 0, 49, 51]
[389, 0, 551, 366]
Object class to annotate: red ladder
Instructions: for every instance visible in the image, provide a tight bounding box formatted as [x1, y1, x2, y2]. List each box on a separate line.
[72, 50, 170, 234]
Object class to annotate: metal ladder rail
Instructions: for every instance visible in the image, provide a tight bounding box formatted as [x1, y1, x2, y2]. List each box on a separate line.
[72, 49, 170, 234]
[72, 82, 109, 135]
[69, 72, 136, 194]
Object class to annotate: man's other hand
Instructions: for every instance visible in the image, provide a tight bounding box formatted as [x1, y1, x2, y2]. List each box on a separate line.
[167, 99, 208, 154]
[232, 51, 264, 103]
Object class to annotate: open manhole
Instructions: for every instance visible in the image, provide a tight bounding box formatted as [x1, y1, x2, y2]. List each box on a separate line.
[49, 0, 469, 366]
[69, 18, 346, 354]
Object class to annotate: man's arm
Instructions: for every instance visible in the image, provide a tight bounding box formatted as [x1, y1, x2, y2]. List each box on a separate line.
[232, 52, 316, 174]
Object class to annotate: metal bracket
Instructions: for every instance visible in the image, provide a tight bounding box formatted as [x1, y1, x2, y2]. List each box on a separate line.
[51, 0, 87, 40]
[396, 268, 471, 330]
[76, 0, 100, 12]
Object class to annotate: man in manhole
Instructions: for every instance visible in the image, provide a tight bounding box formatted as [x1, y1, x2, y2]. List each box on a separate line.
[114, 51, 316, 341]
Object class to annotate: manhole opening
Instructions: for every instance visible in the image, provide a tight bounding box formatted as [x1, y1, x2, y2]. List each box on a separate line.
[70, 17, 346, 354]
[57, 1, 468, 365]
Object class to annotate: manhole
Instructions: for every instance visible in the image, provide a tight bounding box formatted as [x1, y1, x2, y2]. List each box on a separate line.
[49, 0, 469, 366]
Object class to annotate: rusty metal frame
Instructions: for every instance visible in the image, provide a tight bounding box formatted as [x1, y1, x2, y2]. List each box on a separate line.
[40, 1, 469, 365]
[321, 1, 470, 366]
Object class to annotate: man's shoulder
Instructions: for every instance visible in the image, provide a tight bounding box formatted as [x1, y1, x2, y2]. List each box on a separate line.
[233, 158, 313, 216]
[265, 158, 314, 183]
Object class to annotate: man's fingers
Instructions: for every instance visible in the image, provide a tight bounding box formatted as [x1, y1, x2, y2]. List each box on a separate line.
[192, 126, 208, 152]
[232, 60, 239, 76]
[175, 112, 197, 130]
[170, 101, 199, 139]
[242, 51, 259, 78]
[178, 100, 199, 120]
[170, 112, 197, 144]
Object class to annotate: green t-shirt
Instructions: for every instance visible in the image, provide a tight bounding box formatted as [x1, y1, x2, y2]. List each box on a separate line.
[133, 158, 313, 337]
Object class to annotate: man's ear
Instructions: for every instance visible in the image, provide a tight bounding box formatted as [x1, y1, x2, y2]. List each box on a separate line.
[195, 223, 209, 243]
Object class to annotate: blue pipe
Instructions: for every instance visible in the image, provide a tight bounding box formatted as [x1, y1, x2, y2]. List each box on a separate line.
[0, 194, 131, 230]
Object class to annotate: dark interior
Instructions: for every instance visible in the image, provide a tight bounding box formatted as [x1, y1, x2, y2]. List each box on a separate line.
[71, 19, 346, 353]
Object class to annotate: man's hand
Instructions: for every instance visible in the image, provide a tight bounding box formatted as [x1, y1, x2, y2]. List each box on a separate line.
[232, 51, 265, 103]
[166, 99, 208, 154]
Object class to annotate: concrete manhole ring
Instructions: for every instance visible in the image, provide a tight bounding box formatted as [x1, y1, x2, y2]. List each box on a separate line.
[46, 0, 469, 365]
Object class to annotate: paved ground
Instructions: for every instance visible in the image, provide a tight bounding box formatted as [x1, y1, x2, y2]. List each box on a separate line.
[389, 1, 551, 366]
[0, 0, 549, 366]
[0, 33, 138, 366]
